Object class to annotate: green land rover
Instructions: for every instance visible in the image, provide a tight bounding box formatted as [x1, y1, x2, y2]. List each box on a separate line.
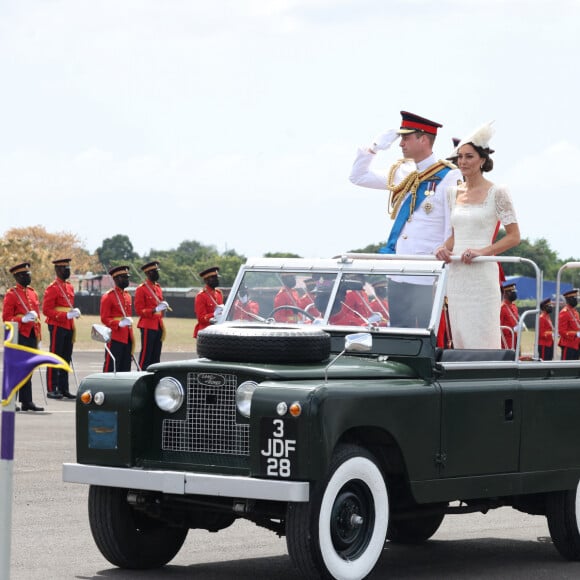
[63, 255, 580, 579]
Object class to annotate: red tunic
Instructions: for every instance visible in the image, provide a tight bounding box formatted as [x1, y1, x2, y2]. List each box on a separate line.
[538, 311, 554, 348]
[233, 298, 260, 321]
[500, 300, 519, 349]
[273, 287, 301, 323]
[558, 305, 580, 350]
[42, 278, 76, 330]
[135, 281, 165, 331]
[194, 287, 223, 337]
[100, 287, 133, 344]
[2, 284, 41, 339]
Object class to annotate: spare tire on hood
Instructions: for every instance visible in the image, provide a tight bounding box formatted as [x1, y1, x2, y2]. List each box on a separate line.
[196, 324, 331, 363]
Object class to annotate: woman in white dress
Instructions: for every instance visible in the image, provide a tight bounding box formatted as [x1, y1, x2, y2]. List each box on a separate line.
[434, 123, 520, 349]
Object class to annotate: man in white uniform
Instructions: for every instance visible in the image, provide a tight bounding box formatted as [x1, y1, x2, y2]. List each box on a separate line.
[350, 111, 462, 327]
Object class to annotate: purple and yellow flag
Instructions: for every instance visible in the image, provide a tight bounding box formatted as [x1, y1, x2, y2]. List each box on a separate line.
[2, 322, 71, 406]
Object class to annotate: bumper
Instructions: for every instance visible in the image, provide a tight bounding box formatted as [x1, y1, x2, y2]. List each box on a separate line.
[62, 463, 310, 502]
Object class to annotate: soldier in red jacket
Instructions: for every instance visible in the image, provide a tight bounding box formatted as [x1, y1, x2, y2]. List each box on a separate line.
[233, 285, 261, 321]
[538, 297, 554, 361]
[273, 274, 301, 323]
[100, 265, 134, 372]
[42, 258, 80, 399]
[500, 282, 519, 349]
[2, 262, 44, 411]
[558, 289, 580, 360]
[194, 267, 223, 337]
[135, 260, 168, 369]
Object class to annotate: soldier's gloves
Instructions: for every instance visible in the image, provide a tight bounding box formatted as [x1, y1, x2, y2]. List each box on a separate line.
[155, 301, 169, 312]
[213, 306, 224, 319]
[119, 317, 133, 327]
[67, 308, 81, 319]
[369, 129, 398, 153]
[576, 331, 580, 338]
[22, 311, 38, 323]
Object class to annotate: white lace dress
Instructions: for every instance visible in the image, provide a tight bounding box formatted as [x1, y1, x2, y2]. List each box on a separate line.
[446, 185, 518, 349]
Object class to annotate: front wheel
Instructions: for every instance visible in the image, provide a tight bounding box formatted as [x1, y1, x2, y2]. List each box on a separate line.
[546, 483, 580, 560]
[88, 485, 188, 569]
[286, 444, 388, 580]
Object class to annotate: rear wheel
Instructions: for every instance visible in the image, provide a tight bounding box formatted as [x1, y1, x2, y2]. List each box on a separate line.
[286, 444, 388, 579]
[88, 486, 188, 569]
[546, 483, 580, 560]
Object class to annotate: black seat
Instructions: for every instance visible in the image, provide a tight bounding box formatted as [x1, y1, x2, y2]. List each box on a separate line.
[438, 349, 516, 363]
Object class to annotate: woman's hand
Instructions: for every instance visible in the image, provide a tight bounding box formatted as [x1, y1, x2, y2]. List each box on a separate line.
[461, 248, 482, 264]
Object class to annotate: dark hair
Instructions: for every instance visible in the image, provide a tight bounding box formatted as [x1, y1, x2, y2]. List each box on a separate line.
[469, 143, 494, 173]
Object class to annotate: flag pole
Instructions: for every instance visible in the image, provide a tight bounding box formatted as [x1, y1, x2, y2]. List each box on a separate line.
[1, 322, 71, 580]
[0, 396, 16, 580]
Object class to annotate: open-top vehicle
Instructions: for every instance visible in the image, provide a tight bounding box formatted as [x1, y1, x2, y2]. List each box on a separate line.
[63, 254, 580, 580]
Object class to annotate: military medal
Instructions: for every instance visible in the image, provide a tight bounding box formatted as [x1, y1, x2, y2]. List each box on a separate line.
[423, 181, 436, 214]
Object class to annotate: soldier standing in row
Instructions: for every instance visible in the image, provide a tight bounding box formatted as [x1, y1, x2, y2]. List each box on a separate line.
[100, 265, 134, 372]
[500, 282, 519, 349]
[134, 260, 168, 369]
[558, 289, 580, 360]
[194, 266, 223, 338]
[538, 297, 554, 361]
[2, 262, 44, 411]
[42, 258, 80, 399]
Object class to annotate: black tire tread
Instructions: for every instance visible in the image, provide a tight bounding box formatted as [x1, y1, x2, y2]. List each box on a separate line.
[197, 324, 331, 363]
[88, 485, 188, 569]
[546, 489, 580, 561]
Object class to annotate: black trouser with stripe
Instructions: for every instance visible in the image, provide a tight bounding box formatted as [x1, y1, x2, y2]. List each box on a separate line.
[539, 344, 554, 361]
[103, 339, 133, 373]
[561, 346, 579, 360]
[17, 331, 37, 404]
[46, 324, 74, 393]
[139, 327, 163, 370]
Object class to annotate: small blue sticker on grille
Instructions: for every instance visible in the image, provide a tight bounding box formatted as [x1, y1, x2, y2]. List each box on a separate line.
[88, 411, 118, 449]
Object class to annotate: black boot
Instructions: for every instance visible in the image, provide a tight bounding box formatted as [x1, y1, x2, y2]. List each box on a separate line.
[47, 390, 63, 399]
[21, 402, 45, 412]
[61, 391, 76, 400]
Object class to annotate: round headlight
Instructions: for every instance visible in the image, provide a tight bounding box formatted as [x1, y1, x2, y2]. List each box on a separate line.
[154, 377, 184, 413]
[236, 381, 258, 418]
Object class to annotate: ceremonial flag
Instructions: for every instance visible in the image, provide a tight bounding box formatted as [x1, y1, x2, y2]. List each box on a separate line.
[1, 322, 71, 579]
[2, 322, 70, 408]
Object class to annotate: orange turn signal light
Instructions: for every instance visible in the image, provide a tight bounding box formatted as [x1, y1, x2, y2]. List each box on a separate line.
[80, 390, 92, 405]
[289, 402, 302, 417]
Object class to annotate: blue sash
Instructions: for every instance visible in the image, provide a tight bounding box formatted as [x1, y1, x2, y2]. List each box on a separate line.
[379, 166, 451, 254]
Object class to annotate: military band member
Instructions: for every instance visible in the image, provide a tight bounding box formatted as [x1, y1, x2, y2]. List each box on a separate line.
[194, 266, 223, 337]
[350, 111, 462, 327]
[500, 282, 519, 350]
[233, 285, 260, 321]
[538, 297, 554, 361]
[2, 262, 44, 411]
[100, 265, 133, 372]
[134, 260, 167, 369]
[558, 289, 580, 360]
[273, 274, 301, 323]
[42, 258, 80, 399]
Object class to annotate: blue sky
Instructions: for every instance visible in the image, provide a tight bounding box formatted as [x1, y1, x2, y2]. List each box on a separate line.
[1, 0, 579, 260]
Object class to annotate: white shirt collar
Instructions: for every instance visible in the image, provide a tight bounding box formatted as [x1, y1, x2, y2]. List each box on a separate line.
[416, 153, 436, 172]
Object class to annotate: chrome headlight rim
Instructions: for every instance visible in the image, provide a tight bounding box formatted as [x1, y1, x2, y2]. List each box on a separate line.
[154, 376, 185, 413]
[236, 380, 259, 418]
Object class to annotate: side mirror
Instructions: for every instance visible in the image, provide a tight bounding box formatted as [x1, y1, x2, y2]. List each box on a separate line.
[345, 332, 372, 352]
[91, 324, 111, 343]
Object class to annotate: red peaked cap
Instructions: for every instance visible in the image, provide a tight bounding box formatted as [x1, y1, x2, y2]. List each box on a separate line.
[397, 111, 442, 136]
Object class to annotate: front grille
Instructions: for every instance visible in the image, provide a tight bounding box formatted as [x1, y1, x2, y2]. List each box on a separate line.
[161, 372, 249, 455]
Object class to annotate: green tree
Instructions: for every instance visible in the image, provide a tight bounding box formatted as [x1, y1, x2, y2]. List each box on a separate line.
[263, 252, 302, 258]
[97, 235, 139, 267]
